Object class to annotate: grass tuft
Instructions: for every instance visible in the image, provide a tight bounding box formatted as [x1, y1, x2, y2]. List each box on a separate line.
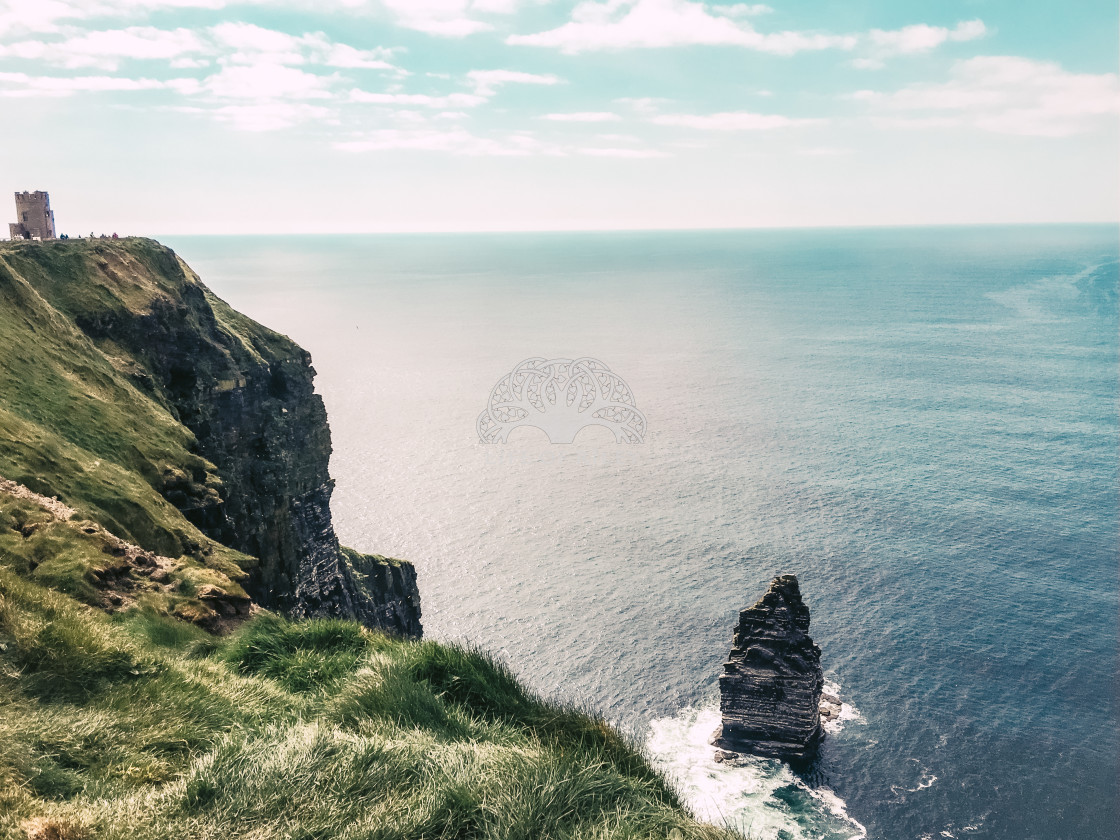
[219, 613, 377, 693]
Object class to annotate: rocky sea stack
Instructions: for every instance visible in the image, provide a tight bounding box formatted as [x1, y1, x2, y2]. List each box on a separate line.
[712, 574, 824, 762]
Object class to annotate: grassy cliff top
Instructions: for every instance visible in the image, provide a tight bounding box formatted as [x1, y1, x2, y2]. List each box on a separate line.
[0, 237, 254, 570]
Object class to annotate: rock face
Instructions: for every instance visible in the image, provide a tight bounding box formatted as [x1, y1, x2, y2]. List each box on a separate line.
[711, 574, 823, 762]
[8, 239, 422, 638]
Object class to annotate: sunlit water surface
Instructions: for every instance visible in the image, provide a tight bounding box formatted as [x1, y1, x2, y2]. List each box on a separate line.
[163, 227, 1119, 840]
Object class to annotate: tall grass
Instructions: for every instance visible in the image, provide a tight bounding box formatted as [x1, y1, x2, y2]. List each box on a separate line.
[0, 570, 740, 840]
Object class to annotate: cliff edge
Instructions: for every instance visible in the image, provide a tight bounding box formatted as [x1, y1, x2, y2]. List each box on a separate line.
[712, 574, 823, 761]
[0, 237, 419, 637]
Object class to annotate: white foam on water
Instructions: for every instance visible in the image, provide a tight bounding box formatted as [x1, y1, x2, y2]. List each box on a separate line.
[646, 705, 866, 840]
[910, 772, 938, 792]
[891, 760, 938, 797]
[821, 680, 865, 735]
[983, 262, 1098, 322]
[805, 785, 868, 840]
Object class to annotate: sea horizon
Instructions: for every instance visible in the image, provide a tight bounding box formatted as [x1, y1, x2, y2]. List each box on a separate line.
[145, 221, 1120, 239]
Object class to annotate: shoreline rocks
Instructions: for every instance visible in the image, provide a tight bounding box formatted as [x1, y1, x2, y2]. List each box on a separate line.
[711, 574, 824, 762]
[819, 690, 842, 724]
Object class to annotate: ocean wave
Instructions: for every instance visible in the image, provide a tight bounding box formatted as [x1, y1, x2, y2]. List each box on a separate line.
[891, 758, 939, 799]
[646, 705, 866, 840]
[984, 261, 1107, 323]
[821, 680, 865, 735]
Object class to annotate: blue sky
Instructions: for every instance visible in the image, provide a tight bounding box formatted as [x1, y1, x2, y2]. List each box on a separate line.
[0, 1, 1116, 233]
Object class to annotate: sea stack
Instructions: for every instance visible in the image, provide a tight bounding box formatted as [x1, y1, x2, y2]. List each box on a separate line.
[711, 574, 824, 762]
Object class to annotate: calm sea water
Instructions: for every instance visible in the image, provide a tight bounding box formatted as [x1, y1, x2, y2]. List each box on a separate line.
[163, 227, 1119, 840]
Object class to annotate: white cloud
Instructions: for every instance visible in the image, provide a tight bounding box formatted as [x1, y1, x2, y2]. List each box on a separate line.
[854, 55, 1120, 137]
[320, 42, 401, 70]
[0, 0, 529, 40]
[579, 146, 668, 157]
[713, 4, 772, 17]
[170, 56, 210, 68]
[377, 0, 524, 38]
[335, 126, 561, 155]
[205, 101, 334, 131]
[0, 0, 234, 38]
[0, 1, 407, 37]
[850, 57, 884, 70]
[869, 115, 963, 130]
[350, 89, 487, 108]
[868, 19, 986, 56]
[615, 96, 666, 114]
[0, 20, 406, 129]
[0, 21, 404, 74]
[0, 26, 205, 70]
[651, 110, 823, 130]
[204, 62, 338, 99]
[334, 126, 665, 158]
[541, 111, 621, 121]
[466, 68, 562, 96]
[0, 69, 184, 96]
[209, 22, 402, 71]
[507, 0, 856, 54]
[349, 69, 559, 110]
[209, 21, 304, 56]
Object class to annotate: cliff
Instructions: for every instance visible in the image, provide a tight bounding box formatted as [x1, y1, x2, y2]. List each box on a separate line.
[0, 237, 730, 840]
[0, 237, 419, 637]
[712, 574, 824, 762]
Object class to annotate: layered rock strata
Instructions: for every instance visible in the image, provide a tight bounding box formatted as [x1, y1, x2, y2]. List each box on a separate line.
[101, 248, 423, 638]
[711, 574, 823, 761]
[0, 238, 421, 638]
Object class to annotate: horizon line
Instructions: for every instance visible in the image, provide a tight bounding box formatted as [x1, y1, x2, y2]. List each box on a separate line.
[146, 220, 1120, 238]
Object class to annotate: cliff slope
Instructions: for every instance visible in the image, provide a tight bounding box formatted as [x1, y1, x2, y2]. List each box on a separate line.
[0, 237, 418, 637]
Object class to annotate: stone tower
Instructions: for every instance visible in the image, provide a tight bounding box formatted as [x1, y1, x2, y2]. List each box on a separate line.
[9, 191, 56, 240]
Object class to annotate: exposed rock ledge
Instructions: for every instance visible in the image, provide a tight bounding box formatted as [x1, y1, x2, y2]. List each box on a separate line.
[711, 574, 823, 762]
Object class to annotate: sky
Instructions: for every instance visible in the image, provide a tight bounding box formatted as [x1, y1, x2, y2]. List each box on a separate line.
[0, 0, 1117, 234]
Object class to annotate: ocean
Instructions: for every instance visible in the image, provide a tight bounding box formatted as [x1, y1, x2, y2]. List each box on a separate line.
[161, 226, 1119, 840]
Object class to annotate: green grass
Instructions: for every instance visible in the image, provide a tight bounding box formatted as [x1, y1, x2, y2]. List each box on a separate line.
[0, 569, 738, 840]
[0, 495, 246, 637]
[0, 240, 259, 636]
[0, 240, 251, 571]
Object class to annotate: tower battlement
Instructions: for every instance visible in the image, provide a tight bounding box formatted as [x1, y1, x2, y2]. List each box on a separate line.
[9, 190, 56, 240]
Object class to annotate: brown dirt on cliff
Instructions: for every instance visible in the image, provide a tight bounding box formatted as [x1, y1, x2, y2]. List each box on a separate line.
[0, 475, 250, 634]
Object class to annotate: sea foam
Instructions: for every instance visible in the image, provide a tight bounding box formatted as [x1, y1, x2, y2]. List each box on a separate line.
[646, 705, 866, 840]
